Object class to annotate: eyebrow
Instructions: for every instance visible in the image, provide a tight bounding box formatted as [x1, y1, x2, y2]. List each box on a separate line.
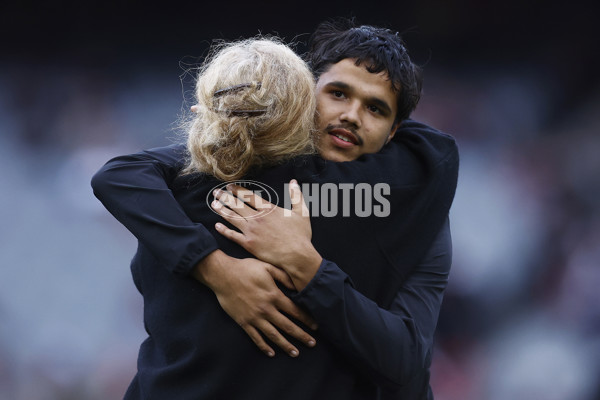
[324, 81, 394, 116]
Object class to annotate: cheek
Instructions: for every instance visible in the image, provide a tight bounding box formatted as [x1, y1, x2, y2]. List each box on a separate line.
[367, 124, 394, 150]
[315, 101, 333, 128]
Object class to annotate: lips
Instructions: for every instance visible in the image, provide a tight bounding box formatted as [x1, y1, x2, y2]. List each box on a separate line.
[328, 128, 359, 146]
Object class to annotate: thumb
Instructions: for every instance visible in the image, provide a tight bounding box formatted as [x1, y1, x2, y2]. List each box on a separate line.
[266, 264, 295, 291]
[289, 179, 309, 217]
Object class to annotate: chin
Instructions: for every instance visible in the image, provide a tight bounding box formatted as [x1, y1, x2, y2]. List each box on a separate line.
[317, 141, 356, 162]
[321, 150, 354, 162]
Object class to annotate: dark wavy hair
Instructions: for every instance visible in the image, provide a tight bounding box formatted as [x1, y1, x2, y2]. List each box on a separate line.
[306, 18, 422, 124]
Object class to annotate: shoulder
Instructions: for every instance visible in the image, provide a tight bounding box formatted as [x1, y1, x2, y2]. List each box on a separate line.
[139, 142, 190, 168]
[393, 119, 459, 167]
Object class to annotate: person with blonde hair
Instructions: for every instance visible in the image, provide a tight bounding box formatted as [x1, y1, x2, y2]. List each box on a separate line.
[95, 36, 331, 398]
[93, 19, 458, 400]
[184, 38, 316, 181]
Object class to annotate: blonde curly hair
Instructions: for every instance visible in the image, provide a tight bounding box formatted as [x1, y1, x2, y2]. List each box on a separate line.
[184, 37, 317, 181]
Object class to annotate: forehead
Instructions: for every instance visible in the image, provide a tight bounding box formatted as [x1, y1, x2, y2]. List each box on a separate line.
[316, 59, 397, 111]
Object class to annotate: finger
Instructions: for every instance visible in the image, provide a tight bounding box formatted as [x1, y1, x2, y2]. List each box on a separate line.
[277, 295, 319, 332]
[265, 264, 295, 291]
[213, 189, 256, 219]
[227, 184, 274, 211]
[211, 199, 247, 223]
[267, 308, 317, 349]
[190, 105, 199, 113]
[255, 320, 300, 357]
[289, 179, 309, 217]
[211, 200, 250, 234]
[240, 324, 275, 357]
[215, 222, 247, 246]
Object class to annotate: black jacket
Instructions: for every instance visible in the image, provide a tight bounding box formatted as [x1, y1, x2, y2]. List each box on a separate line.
[91, 119, 459, 399]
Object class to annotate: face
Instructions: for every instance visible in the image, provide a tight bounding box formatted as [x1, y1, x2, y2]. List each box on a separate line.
[315, 58, 399, 162]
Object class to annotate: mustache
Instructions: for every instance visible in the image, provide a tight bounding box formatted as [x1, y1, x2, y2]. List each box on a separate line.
[325, 123, 363, 145]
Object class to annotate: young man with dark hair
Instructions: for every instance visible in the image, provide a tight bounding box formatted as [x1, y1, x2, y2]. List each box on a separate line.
[92, 18, 458, 399]
[308, 20, 422, 124]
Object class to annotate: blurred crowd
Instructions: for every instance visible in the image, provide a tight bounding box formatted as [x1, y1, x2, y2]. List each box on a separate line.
[415, 65, 600, 399]
[1, 29, 599, 400]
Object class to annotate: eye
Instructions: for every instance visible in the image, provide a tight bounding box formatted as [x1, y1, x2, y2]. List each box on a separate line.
[367, 104, 381, 114]
[331, 90, 345, 98]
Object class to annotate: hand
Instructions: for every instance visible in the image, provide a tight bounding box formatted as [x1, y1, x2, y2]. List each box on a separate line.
[212, 180, 323, 291]
[193, 250, 317, 358]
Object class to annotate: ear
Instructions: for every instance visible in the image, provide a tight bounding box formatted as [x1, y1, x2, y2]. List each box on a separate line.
[385, 122, 400, 144]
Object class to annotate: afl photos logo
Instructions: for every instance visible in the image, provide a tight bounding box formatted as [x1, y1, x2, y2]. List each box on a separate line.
[206, 180, 279, 220]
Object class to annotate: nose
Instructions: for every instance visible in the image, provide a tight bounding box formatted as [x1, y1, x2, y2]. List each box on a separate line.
[339, 101, 361, 128]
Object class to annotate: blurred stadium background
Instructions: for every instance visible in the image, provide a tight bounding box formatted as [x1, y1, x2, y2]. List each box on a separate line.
[1, 1, 598, 399]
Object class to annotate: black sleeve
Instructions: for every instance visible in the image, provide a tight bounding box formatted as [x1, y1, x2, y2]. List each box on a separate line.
[292, 219, 452, 390]
[91, 120, 458, 284]
[91, 143, 219, 276]
[293, 119, 458, 302]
